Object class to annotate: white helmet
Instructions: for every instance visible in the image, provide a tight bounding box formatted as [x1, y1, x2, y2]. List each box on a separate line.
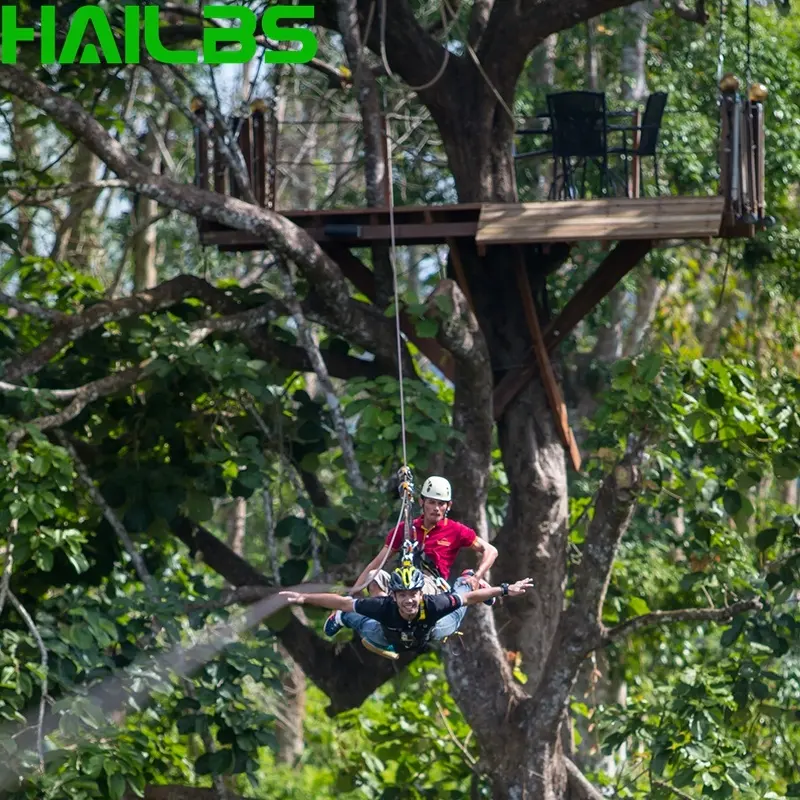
[420, 476, 451, 502]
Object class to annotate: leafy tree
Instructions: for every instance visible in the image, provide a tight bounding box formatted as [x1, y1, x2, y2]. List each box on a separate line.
[0, 0, 798, 798]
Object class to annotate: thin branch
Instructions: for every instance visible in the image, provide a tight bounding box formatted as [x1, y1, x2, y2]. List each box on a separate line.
[0, 292, 69, 322]
[435, 700, 478, 770]
[184, 585, 273, 614]
[0, 520, 15, 619]
[186, 302, 279, 346]
[599, 598, 763, 647]
[7, 591, 48, 770]
[144, 59, 257, 206]
[652, 779, 697, 799]
[106, 209, 174, 299]
[765, 547, 800, 573]
[15, 365, 147, 438]
[278, 266, 365, 491]
[0, 381, 89, 400]
[564, 757, 604, 800]
[0, 65, 412, 375]
[8, 179, 130, 202]
[54, 431, 155, 591]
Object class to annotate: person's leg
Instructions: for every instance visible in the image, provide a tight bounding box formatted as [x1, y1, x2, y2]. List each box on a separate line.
[336, 610, 399, 658]
[338, 611, 391, 645]
[430, 577, 471, 640]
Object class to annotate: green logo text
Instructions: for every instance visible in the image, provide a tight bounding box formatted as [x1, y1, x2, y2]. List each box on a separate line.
[1, 4, 318, 65]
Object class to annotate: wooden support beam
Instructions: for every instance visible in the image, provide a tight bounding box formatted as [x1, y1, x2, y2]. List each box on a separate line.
[447, 238, 475, 313]
[494, 239, 652, 420]
[322, 244, 455, 381]
[513, 248, 582, 473]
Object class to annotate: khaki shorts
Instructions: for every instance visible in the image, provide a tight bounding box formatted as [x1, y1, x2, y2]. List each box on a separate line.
[372, 569, 441, 595]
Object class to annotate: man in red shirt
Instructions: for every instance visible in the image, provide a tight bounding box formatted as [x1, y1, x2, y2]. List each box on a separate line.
[351, 475, 498, 599]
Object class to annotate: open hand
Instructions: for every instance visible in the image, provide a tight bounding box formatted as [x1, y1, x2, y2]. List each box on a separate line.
[507, 578, 535, 597]
[279, 591, 305, 604]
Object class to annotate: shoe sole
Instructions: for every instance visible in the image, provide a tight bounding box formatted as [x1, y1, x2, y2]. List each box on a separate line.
[361, 638, 400, 660]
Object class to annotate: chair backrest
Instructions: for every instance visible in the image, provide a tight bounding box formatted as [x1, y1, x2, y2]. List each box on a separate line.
[546, 91, 608, 158]
[637, 91, 668, 155]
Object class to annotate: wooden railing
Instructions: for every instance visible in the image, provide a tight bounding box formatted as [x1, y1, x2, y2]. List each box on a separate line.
[192, 98, 276, 237]
[718, 75, 769, 229]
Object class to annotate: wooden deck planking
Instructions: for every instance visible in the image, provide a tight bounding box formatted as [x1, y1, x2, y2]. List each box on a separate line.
[476, 197, 726, 243]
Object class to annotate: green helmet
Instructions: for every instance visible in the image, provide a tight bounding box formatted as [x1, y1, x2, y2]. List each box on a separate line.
[389, 565, 425, 592]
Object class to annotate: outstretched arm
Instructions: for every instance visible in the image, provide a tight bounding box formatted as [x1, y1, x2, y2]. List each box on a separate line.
[350, 544, 391, 593]
[461, 578, 534, 607]
[470, 536, 499, 582]
[279, 591, 356, 612]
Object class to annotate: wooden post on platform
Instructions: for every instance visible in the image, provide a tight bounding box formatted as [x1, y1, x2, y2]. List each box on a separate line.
[191, 98, 208, 238]
[630, 108, 641, 199]
[251, 100, 267, 207]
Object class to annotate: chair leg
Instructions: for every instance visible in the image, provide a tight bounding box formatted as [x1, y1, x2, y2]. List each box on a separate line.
[654, 157, 660, 196]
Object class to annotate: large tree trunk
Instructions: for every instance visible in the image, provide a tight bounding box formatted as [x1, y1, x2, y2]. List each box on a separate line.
[431, 69, 577, 796]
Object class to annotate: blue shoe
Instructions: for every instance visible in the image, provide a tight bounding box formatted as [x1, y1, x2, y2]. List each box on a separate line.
[462, 570, 496, 606]
[324, 610, 343, 637]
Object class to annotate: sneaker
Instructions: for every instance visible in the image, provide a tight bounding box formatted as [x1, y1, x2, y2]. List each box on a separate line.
[324, 610, 343, 637]
[360, 637, 399, 660]
[461, 569, 496, 606]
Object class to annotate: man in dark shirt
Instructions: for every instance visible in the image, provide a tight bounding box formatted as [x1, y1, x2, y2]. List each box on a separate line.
[279, 565, 534, 659]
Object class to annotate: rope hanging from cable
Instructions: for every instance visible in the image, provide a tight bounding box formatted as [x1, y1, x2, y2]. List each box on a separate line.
[384, 111, 417, 553]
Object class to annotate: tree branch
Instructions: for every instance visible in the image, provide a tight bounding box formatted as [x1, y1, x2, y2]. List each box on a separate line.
[124, 786, 246, 800]
[598, 598, 763, 648]
[143, 59, 256, 207]
[467, 0, 494, 47]
[278, 264, 365, 491]
[672, 0, 708, 24]
[55, 431, 155, 590]
[528, 439, 647, 739]
[571, 438, 648, 625]
[0, 65, 410, 376]
[8, 179, 130, 202]
[7, 591, 47, 771]
[477, 0, 644, 95]
[652, 780, 696, 800]
[564, 757, 604, 800]
[184, 585, 273, 614]
[0, 292, 69, 322]
[170, 517, 417, 715]
[312, 0, 458, 111]
[1, 275, 216, 383]
[17, 365, 147, 436]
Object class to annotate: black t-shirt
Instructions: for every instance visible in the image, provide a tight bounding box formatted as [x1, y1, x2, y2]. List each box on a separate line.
[353, 592, 463, 650]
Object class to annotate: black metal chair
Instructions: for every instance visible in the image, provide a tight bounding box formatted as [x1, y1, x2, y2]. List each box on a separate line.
[609, 91, 668, 195]
[546, 91, 619, 199]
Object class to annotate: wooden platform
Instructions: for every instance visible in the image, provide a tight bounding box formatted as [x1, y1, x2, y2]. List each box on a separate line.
[199, 196, 752, 251]
[475, 196, 728, 245]
[201, 203, 482, 251]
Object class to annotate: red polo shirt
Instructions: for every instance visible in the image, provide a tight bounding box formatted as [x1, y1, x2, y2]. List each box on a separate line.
[385, 516, 477, 579]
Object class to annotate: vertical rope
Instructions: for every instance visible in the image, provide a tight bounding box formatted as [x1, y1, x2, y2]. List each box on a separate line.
[745, 0, 752, 86]
[385, 114, 408, 470]
[716, 0, 727, 86]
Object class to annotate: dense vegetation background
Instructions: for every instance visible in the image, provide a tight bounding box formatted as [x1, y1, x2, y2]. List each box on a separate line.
[0, 0, 798, 798]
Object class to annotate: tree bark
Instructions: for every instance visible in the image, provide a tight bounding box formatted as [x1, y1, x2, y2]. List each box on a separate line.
[50, 143, 102, 267]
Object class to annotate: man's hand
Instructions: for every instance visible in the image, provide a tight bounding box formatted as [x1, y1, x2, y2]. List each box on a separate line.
[506, 578, 534, 597]
[279, 591, 305, 604]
